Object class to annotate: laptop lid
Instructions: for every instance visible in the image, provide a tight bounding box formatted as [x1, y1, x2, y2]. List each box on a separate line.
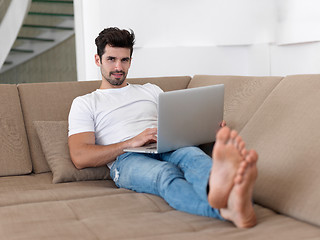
[156, 84, 224, 153]
[124, 84, 224, 154]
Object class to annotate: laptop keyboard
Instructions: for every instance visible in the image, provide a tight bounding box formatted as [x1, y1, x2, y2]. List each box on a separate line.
[146, 146, 157, 149]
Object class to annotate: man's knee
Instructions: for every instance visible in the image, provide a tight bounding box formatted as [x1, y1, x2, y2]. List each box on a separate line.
[173, 146, 205, 158]
[157, 162, 183, 195]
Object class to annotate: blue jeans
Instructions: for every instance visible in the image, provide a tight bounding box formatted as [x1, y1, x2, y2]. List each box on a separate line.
[110, 146, 224, 220]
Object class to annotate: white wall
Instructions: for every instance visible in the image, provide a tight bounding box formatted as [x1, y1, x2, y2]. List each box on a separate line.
[74, 0, 320, 81]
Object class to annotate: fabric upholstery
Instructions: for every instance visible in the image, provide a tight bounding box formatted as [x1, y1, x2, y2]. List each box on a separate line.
[34, 121, 109, 183]
[239, 74, 320, 227]
[1, 173, 320, 239]
[0, 173, 119, 207]
[0, 84, 32, 176]
[1, 174, 320, 239]
[188, 75, 283, 132]
[18, 81, 102, 173]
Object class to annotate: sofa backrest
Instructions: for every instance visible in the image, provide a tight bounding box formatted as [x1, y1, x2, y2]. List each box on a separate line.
[0, 85, 32, 176]
[188, 75, 283, 132]
[18, 76, 191, 174]
[18, 81, 102, 173]
[239, 74, 320, 227]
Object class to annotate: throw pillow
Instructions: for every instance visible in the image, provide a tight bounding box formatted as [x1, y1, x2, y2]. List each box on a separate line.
[34, 121, 109, 183]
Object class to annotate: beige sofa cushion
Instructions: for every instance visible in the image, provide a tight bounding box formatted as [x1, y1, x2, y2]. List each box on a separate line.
[18, 81, 102, 173]
[1, 177, 320, 240]
[0, 84, 32, 176]
[188, 75, 283, 132]
[34, 121, 109, 183]
[18, 77, 191, 174]
[240, 74, 320, 227]
[1, 172, 320, 239]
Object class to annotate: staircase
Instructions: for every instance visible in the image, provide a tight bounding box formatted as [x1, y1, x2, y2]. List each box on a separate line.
[0, 0, 74, 74]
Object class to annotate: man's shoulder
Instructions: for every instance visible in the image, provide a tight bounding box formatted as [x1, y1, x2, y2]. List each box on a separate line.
[131, 83, 163, 93]
[73, 90, 98, 104]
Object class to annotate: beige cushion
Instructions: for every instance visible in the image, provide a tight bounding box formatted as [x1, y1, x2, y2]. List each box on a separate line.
[188, 75, 283, 132]
[34, 121, 109, 183]
[0, 84, 32, 176]
[1, 188, 320, 239]
[240, 74, 320, 227]
[18, 81, 102, 173]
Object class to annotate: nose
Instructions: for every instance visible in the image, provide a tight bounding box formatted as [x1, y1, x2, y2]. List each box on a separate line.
[115, 60, 123, 71]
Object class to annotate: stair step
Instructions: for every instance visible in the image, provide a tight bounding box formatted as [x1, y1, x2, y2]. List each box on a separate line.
[32, 0, 73, 4]
[10, 49, 34, 53]
[1, 0, 74, 74]
[17, 36, 55, 42]
[28, 12, 74, 17]
[22, 24, 73, 30]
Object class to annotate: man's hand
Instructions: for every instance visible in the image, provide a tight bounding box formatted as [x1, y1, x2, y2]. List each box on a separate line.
[127, 128, 158, 148]
[69, 128, 157, 169]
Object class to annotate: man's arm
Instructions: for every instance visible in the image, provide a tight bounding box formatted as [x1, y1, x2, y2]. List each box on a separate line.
[68, 128, 157, 169]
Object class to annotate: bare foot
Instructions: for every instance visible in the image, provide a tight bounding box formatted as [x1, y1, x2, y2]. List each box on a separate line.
[220, 150, 258, 228]
[208, 127, 247, 209]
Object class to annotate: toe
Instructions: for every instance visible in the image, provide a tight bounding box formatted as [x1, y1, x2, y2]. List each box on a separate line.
[230, 130, 238, 142]
[246, 150, 258, 164]
[216, 126, 231, 144]
[235, 135, 244, 151]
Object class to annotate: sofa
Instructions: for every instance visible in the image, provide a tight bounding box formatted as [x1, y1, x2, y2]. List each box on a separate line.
[1, 74, 320, 239]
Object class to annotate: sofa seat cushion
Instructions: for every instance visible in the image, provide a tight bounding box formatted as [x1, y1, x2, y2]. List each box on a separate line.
[239, 74, 320, 227]
[0, 173, 121, 207]
[0, 176, 320, 240]
[34, 120, 109, 183]
[0, 85, 32, 176]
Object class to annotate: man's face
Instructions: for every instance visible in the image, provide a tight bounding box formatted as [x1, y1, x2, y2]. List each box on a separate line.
[95, 45, 131, 88]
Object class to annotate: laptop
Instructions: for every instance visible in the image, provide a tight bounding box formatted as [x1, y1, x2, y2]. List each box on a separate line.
[124, 84, 224, 154]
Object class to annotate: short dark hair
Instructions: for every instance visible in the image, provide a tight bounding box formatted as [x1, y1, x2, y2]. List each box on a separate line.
[95, 27, 135, 60]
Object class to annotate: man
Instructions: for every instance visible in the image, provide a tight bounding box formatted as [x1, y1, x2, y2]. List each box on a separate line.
[68, 27, 258, 228]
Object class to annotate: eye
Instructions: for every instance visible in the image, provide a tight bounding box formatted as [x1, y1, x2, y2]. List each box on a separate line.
[122, 58, 130, 63]
[107, 57, 115, 62]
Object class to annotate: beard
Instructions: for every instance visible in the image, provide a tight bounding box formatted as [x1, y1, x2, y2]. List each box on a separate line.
[103, 70, 127, 86]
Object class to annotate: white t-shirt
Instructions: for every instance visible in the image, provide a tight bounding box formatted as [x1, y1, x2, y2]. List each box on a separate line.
[68, 83, 163, 163]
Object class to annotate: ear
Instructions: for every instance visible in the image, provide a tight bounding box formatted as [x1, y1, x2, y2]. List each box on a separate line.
[94, 54, 101, 67]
